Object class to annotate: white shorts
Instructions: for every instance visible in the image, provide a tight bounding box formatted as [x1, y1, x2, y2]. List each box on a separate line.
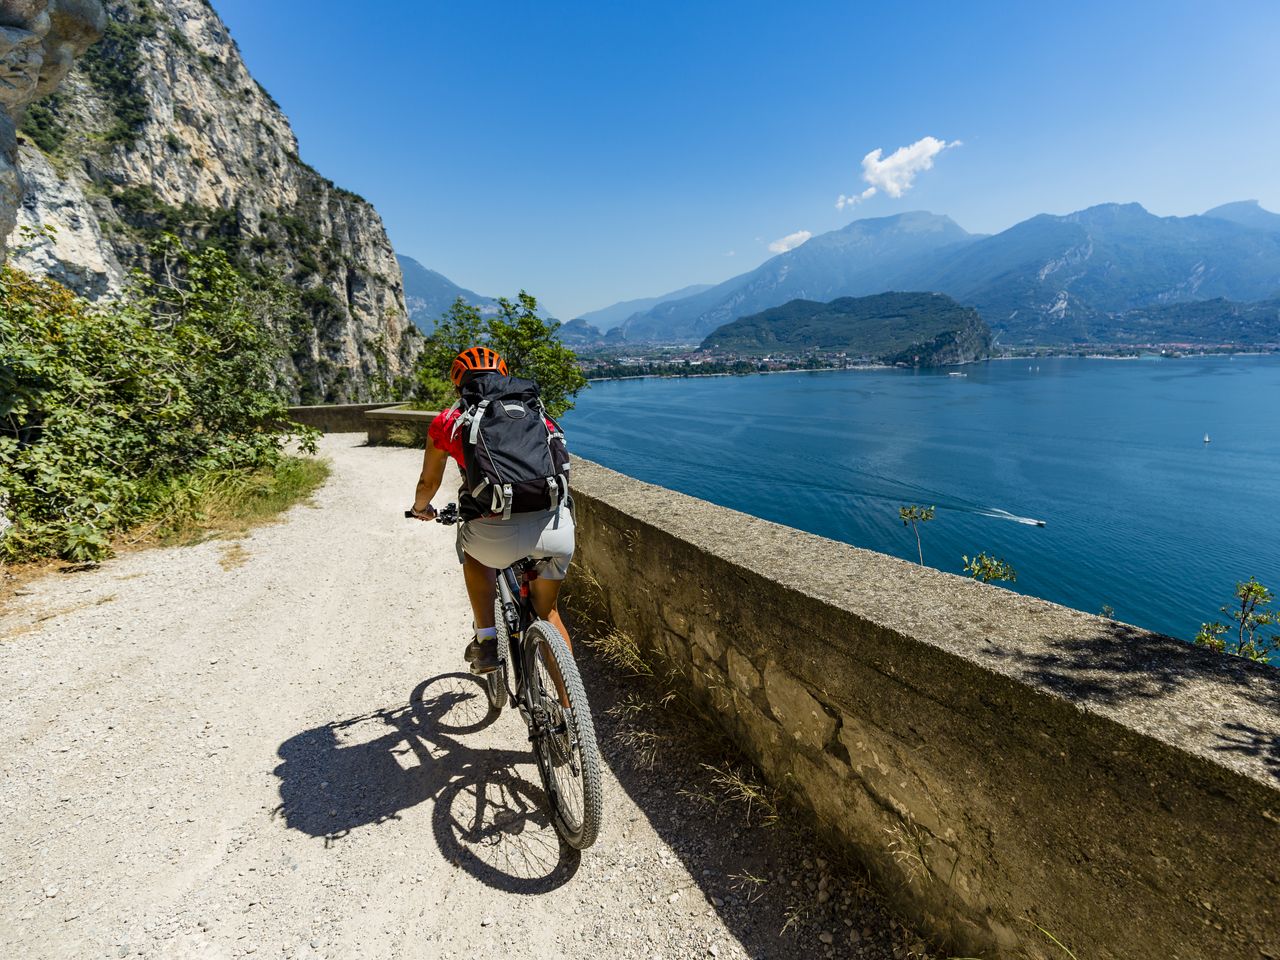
[455, 504, 576, 580]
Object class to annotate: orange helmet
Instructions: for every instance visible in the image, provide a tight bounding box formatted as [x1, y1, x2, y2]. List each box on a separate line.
[449, 346, 508, 386]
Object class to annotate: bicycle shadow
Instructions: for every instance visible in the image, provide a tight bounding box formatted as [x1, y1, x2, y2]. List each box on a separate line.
[272, 672, 580, 893]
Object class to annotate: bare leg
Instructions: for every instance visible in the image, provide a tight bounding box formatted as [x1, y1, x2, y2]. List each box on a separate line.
[529, 577, 571, 652]
[529, 577, 573, 707]
[462, 554, 497, 629]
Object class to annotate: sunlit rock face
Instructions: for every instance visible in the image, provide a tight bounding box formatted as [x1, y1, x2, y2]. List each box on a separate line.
[0, 0, 106, 250]
[4, 0, 421, 403]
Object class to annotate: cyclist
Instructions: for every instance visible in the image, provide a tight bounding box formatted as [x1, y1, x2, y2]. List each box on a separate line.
[408, 347, 575, 673]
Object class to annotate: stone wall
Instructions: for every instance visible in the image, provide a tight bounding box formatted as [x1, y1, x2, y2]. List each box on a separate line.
[285, 403, 400, 435]
[364, 406, 434, 446]
[566, 458, 1280, 960]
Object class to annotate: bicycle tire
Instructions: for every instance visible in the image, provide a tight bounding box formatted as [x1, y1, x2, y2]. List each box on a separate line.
[485, 596, 513, 715]
[525, 620, 603, 850]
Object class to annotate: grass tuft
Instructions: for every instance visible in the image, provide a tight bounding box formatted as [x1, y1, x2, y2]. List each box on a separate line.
[127, 456, 330, 547]
[684, 761, 781, 826]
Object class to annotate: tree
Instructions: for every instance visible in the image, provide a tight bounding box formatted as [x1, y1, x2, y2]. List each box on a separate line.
[962, 552, 1017, 584]
[1196, 577, 1278, 662]
[898, 504, 935, 565]
[413, 292, 587, 417]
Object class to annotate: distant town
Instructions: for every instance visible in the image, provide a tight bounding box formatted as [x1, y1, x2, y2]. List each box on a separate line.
[575, 342, 1280, 380]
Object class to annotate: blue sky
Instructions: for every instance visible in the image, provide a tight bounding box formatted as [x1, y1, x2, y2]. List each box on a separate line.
[211, 0, 1280, 320]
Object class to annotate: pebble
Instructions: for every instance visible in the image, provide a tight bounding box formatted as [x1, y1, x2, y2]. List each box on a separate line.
[819, 932, 834, 945]
[480, 916, 494, 927]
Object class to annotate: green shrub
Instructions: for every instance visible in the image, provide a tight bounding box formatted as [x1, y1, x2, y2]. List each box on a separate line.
[1196, 577, 1278, 662]
[0, 236, 316, 562]
[20, 93, 68, 154]
[413, 292, 587, 417]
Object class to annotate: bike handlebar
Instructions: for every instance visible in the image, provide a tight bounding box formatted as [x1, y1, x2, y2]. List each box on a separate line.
[405, 502, 460, 525]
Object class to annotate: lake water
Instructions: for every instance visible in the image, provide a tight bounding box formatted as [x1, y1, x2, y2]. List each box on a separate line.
[562, 355, 1280, 645]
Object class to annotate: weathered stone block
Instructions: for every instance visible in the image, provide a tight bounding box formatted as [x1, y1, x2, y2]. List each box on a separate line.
[726, 646, 760, 694]
[838, 712, 950, 840]
[691, 620, 724, 660]
[660, 600, 689, 636]
[762, 663, 835, 751]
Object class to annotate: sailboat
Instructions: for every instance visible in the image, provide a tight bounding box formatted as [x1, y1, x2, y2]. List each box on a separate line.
[1203, 433, 1211, 444]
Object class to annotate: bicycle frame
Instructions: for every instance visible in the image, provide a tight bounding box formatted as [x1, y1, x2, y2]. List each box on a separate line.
[495, 560, 548, 728]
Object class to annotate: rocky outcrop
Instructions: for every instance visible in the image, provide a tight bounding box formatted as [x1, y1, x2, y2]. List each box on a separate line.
[0, 0, 105, 251]
[6, 0, 420, 402]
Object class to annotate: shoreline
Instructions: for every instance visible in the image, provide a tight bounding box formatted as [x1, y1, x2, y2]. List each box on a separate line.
[584, 350, 1279, 384]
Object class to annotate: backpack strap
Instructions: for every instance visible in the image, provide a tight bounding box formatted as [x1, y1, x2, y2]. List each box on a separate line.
[493, 482, 513, 520]
[464, 399, 491, 445]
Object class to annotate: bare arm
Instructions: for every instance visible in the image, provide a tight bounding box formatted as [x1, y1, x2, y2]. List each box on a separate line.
[411, 437, 450, 519]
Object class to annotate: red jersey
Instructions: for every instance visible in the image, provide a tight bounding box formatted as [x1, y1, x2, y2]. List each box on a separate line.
[427, 404, 466, 468]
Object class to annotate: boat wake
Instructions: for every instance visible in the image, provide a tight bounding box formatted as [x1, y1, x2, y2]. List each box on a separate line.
[976, 508, 1047, 527]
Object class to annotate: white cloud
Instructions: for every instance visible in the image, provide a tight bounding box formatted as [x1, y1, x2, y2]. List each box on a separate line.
[836, 136, 959, 209]
[723, 250, 736, 257]
[768, 230, 812, 254]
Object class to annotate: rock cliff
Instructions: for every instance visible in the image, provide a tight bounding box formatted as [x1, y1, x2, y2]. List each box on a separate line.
[6, 0, 419, 402]
[0, 0, 106, 252]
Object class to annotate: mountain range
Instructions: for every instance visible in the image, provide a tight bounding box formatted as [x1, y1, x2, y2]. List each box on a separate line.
[609, 201, 1280, 346]
[397, 254, 497, 332]
[574, 282, 714, 332]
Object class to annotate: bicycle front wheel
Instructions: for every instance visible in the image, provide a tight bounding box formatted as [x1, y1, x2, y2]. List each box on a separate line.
[525, 620, 602, 849]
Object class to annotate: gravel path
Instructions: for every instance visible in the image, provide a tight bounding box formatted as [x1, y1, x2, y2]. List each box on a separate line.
[1, 435, 932, 960]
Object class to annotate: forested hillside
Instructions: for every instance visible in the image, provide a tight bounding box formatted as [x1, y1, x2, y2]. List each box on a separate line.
[701, 291, 992, 365]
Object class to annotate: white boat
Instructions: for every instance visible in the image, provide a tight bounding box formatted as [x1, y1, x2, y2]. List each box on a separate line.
[1204, 433, 1211, 443]
[948, 371, 966, 377]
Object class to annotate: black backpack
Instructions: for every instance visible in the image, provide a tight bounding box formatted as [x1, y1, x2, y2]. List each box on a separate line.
[456, 372, 570, 520]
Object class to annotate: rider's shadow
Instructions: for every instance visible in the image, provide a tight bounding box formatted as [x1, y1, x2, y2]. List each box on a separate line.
[272, 673, 580, 892]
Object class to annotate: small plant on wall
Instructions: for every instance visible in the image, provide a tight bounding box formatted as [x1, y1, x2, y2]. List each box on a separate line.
[898, 504, 935, 565]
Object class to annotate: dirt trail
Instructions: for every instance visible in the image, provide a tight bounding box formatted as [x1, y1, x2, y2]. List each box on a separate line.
[0, 435, 929, 960]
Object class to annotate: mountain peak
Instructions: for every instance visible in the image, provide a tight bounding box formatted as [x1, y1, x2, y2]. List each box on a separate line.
[1065, 201, 1153, 223]
[1203, 200, 1280, 233]
[837, 210, 967, 235]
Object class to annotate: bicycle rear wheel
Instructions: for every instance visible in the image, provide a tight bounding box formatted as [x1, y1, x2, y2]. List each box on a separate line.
[485, 596, 515, 715]
[525, 620, 602, 849]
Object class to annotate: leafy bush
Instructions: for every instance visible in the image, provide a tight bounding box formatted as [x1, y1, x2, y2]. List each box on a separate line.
[0, 236, 315, 562]
[20, 93, 68, 154]
[1196, 577, 1277, 662]
[413, 292, 587, 417]
[962, 552, 1017, 584]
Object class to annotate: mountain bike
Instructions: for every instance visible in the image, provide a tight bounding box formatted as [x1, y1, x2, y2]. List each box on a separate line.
[405, 502, 603, 849]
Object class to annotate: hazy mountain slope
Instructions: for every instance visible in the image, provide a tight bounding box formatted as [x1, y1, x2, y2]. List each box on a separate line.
[8, 0, 418, 403]
[908, 203, 1280, 343]
[576, 282, 714, 332]
[618, 212, 975, 343]
[701, 291, 992, 365]
[1105, 297, 1280, 345]
[1203, 200, 1280, 233]
[397, 254, 496, 331]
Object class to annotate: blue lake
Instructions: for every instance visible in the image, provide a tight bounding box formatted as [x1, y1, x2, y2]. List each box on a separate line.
[563, 355, 1280, 644]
